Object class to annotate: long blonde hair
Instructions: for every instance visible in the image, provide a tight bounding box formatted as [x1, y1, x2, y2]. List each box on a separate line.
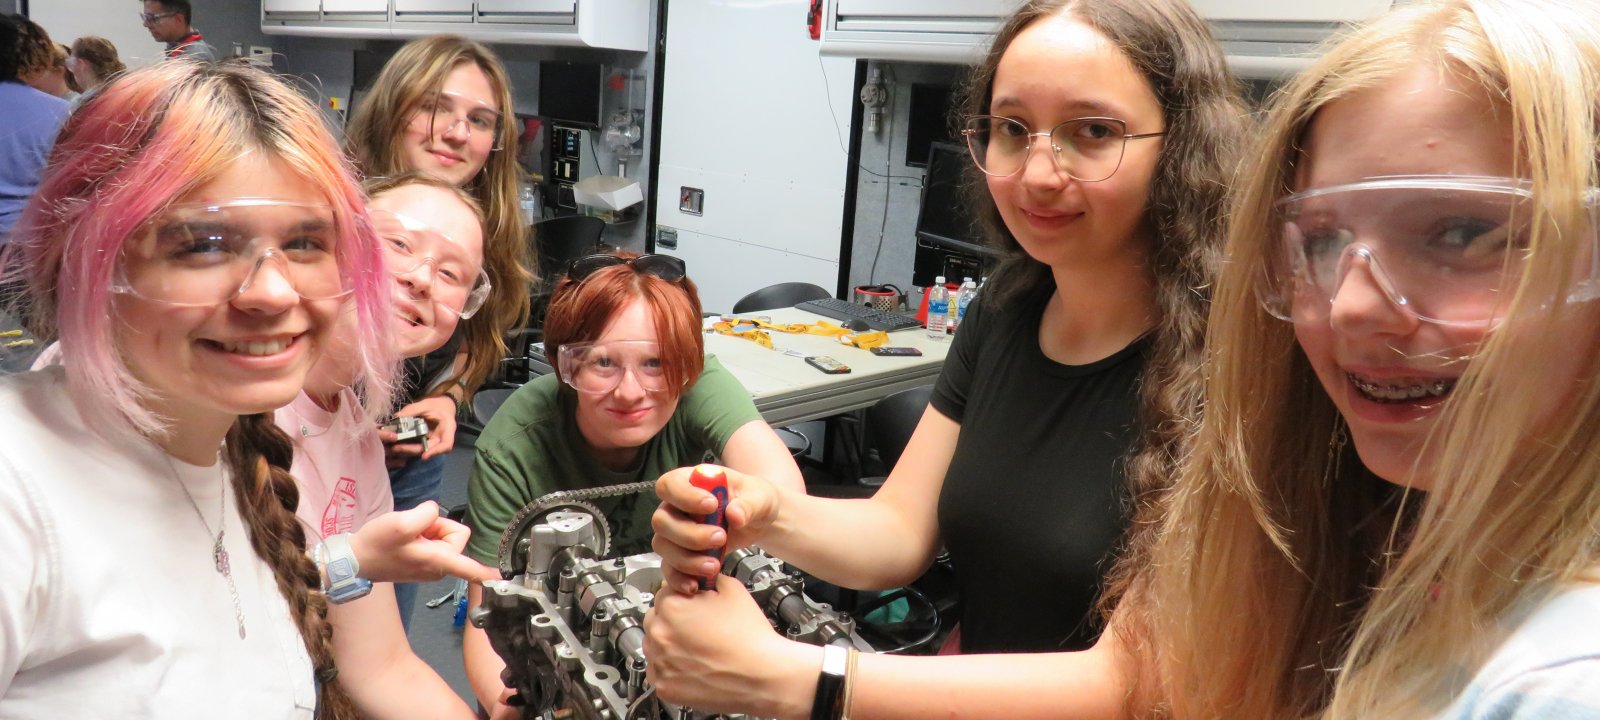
[1122, 1, 1600, 717]
[347, 35, 533, 395]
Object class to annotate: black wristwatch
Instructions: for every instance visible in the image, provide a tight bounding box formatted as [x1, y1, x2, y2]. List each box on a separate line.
[811, 644, 848, 720]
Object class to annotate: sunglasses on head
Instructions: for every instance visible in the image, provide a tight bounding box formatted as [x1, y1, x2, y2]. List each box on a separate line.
[564, 253, 687, 283]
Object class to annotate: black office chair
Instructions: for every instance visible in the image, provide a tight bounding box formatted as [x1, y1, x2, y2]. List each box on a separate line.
[529, 215, 607, 330]
[731, 282, 831, 314]
[861, 384, 934, 486]
[533, 215, 606, 279]
[455, 386, 519, 449]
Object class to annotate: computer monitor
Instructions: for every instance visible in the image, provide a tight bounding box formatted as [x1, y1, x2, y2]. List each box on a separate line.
[912, 142, 995, 287]
[904, 83, 956, 169]
[539, 61, 603, 128]
[914, 141, 982, 248]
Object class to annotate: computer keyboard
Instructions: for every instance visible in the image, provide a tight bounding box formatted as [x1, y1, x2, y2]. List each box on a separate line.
[794, 297, 923, 332]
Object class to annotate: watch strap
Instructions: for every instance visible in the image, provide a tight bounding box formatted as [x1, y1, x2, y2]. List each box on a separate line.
[811, 644, 848, 720]
[319, 533, 372, 605]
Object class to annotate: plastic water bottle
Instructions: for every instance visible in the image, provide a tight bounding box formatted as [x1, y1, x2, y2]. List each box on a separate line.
[519, 184, 539, 225]
[926, 277, 949, 341]
[955, 277, 977, 332]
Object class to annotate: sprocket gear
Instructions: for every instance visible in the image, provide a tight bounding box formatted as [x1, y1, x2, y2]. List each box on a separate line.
[496, 481, 656, 577]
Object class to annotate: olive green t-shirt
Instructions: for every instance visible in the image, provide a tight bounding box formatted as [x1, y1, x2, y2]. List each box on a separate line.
[466, 356, 760, 565]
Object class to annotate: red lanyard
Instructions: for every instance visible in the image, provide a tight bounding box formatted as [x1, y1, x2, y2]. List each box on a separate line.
[165, 32, 203, 58]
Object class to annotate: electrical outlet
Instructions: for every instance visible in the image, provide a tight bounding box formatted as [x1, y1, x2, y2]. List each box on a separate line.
[553, 159, 578, 182]
[247, 46, 272, 68]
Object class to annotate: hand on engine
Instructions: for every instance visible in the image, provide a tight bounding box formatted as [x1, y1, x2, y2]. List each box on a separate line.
[651, 465, 781, 595]
[643, 574, 820, 720]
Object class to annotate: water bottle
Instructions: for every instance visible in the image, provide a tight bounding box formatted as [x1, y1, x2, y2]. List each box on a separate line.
[926, 277, 948, 341]
[945, 279, 960, 336]
[956, 277, 977, 332]
[518, 184, 539, 225]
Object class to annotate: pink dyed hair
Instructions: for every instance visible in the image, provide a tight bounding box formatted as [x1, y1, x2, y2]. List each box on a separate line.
[3, 60, 397, 437]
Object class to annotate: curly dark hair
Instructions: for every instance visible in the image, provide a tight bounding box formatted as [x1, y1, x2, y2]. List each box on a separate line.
[952, 0, 1249, 614]
[1, 14, 55, 83]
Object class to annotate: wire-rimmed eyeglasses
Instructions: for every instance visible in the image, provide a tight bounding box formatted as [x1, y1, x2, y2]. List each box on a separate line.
[411, 91, 504, 151]
[961, 115, 1165, 182]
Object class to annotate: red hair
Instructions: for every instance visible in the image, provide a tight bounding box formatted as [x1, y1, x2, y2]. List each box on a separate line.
[544, 253, 704, 397]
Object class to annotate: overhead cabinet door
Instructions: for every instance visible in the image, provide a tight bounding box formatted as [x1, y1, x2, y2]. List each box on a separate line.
[476, 0, 577, 25]
[394, 0, 475, 17]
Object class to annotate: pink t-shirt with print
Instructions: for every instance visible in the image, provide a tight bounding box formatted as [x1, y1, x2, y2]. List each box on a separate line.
[275, 389, 393, 542]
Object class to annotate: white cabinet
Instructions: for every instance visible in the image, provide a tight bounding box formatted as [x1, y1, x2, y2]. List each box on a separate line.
[393, 0, 473, 22]
[477, 0, 578, 23]
[821, 0, 1397, 78]
[263, 0, 320, 13]
[261, 0, 648, 51]
[322, 0, 387, 13]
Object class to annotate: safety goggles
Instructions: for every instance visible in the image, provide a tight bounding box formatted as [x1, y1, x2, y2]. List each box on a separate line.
[961, 115, 1165, 182]
[1258, 176, 1600, 328]
[565, 253, 687, 284]
[370, 208, 491, 319]
[111, 199, 352, 307]
[557, 340, 669, 395]
[411, 90, 503, 150]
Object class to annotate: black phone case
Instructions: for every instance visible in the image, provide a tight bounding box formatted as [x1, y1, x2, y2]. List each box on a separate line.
[870, 346, 923, 357]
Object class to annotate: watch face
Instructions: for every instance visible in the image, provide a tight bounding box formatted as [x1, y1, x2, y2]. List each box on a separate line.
[327, 557, 358, 583]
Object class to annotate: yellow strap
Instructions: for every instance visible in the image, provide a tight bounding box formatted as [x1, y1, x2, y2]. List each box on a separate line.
[837, 331, 888, 349]
[709, 321, 774, 349]
[710, 318, 889, 351]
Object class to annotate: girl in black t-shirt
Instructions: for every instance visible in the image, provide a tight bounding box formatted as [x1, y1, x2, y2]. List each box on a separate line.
[643, 0, 1246, 715]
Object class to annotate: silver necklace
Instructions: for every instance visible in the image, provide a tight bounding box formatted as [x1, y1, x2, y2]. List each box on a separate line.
[167, 453, 247, 640]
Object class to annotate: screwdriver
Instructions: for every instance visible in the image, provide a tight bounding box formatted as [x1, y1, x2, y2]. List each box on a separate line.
[688, 464, 729, 591]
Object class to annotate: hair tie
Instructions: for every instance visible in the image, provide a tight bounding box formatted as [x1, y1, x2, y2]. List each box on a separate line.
[316, 666, 339, 684]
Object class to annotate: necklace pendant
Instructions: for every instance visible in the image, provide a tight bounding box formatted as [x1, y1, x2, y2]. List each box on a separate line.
[214, 538, 232, 577]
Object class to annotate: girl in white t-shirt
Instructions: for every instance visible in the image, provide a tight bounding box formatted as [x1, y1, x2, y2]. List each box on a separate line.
[0, 62, 489, 720]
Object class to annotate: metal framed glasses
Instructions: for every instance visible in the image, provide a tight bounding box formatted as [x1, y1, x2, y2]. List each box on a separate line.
[565, 253, 687, 283]
[557, 340, 669, 395]
[961, 115, 1165, 182]
[411, 90, 503, 150]
[111, 199, 352, 307]
[1257, 175, 1600, 328]
[370, 208, 491, 319]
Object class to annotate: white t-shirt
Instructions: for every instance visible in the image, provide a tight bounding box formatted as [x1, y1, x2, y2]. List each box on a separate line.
[275, 390, 392, 543]
[1436, 580, 1600, 719]
[0, 368, 317, 719]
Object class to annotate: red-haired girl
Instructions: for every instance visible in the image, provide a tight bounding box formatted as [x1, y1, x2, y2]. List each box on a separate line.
[459, 251, 803, 718]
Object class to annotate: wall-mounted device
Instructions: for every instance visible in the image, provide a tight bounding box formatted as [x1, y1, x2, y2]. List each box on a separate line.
[549, 125, 584, 211]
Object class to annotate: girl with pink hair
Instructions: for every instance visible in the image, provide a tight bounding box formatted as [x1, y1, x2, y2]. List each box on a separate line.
[0, 61, 475, 719]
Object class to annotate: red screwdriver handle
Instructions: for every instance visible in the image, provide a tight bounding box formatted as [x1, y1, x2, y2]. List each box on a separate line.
[688, 464, 729, 591]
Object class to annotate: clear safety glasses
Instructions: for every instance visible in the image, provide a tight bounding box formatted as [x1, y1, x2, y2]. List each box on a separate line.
[411, 90, 503, 150]
[1258, 176, 1600, 328]
[961, 115, 1165, 182]
[370, 208, 491, 319]
[112, 199, 352, 307]
[557, 340, 669, 395]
